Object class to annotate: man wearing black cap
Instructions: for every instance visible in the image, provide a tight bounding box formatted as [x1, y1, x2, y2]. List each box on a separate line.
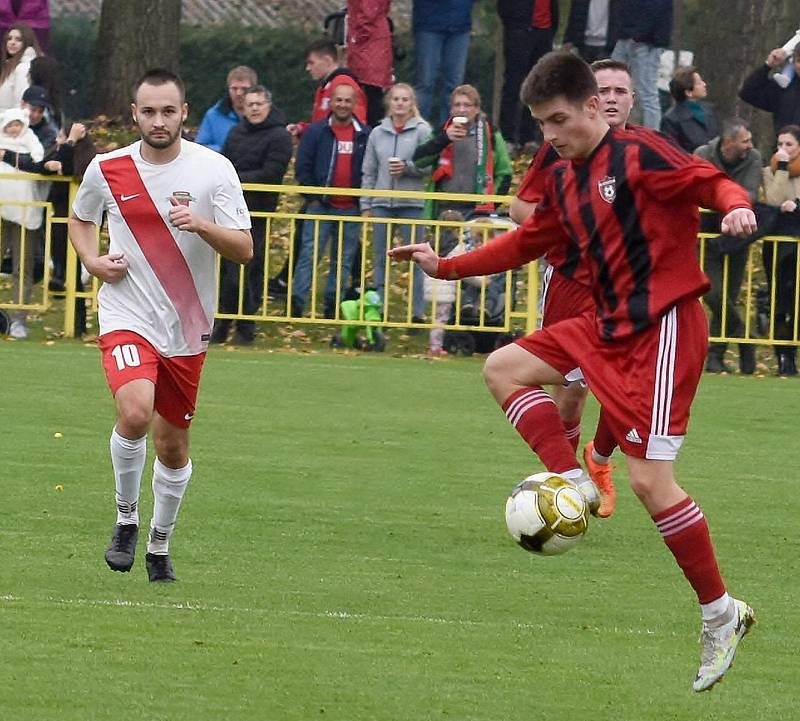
[22, 85, 57, 152]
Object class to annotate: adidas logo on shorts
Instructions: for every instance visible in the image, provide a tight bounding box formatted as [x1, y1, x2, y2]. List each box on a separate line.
[625, 428, 643, 444]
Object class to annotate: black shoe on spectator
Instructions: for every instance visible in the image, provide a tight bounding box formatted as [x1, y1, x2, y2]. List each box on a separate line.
[233, 331, 254, 346]
[738, 344, 756, 375]
[704, 354, 731, 373]
[146, 552, 176, 582]
[267, 276, 288, 299]
[210, 320, 230, 344]
[105, 523, 138, 572]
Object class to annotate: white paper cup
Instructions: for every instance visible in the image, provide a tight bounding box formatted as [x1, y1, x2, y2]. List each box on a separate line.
[452, 116, 468, 126]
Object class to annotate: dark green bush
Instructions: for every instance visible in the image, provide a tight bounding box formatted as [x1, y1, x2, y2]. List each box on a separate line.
[51, 19, 497, 129]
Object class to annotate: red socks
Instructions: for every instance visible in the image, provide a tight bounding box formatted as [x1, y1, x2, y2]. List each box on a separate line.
[502, 387, 580, 474]
[653, 496, 726, 604]
[592, 407, 617, 458]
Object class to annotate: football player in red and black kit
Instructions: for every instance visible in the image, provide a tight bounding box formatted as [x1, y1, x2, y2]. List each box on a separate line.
[391, 52, 757, 692]
[510, 58, 635, 519]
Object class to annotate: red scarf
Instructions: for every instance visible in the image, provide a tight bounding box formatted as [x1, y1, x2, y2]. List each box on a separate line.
[532, 0, 552, 29]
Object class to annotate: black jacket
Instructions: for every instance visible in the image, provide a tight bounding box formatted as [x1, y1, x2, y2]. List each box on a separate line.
[563, 0, 621, 54]
[739, 63, 800, 136]
[497, 0, 558, 28]
[660, 101, 719, 154]
[222, 107, 293, 212]
[613, 0, 672, 48]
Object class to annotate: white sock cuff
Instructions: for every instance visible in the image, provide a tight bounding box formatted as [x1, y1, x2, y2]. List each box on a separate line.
[154, 457, 192, 484]
[701, 593, 732, 622]
[560, 468, 584, 481]
[111, 428, 147, 452]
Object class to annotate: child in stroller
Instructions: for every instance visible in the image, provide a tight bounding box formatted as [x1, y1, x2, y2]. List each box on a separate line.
[425, 211, 519, 356]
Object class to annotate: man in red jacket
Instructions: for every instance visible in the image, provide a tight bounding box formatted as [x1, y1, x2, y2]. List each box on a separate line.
[391, 51, 757, 693]
[286, 39, 368, 139]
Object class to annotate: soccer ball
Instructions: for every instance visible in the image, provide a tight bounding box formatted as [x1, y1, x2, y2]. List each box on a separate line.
[505, 472, 590, 555]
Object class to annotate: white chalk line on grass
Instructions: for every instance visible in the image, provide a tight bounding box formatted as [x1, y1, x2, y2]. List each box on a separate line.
[1, 593, 669, 637]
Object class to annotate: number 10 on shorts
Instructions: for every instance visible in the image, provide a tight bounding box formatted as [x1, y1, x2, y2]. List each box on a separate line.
[111, 344, 142, 370]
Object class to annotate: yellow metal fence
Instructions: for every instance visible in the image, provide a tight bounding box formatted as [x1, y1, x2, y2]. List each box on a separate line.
[0, 176, 798, 350]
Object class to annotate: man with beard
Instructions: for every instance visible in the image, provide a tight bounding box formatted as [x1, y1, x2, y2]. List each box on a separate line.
[68, 69, 253, 582]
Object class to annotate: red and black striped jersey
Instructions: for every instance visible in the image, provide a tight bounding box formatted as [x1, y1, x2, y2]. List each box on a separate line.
[438, 126, 752, 341]
[516, 141, 589, 286]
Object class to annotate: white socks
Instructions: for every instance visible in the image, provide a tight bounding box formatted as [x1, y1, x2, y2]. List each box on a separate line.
[147, 457, 192, 555]
[701, 593, 732, 624]
[110, 428, 147, 526]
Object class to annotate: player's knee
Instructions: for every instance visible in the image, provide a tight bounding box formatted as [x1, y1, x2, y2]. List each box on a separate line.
[116, 402, 153, 437]
[628, 473, 667, 506]
[482, 350, 507, 396]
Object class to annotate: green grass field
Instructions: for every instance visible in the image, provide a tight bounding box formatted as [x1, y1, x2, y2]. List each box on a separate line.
[1, 342, 797, 720]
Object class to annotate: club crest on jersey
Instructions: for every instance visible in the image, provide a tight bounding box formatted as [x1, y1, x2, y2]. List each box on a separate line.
[598, 176, 616, 203]
[171, 191, 195, 206]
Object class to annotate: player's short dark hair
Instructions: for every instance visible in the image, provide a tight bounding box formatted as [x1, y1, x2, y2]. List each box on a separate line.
[306, 38, 338, 60]
[519, 51, 598, 107]
[132, 68, 185, 103]
[590, 58, 631, 76]
[669, 66, 697, 102]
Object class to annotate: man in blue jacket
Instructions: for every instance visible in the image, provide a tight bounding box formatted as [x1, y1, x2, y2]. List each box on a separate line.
[292, 83, 369, 318]
[413, 0, 476, 124]
[611, 0, 673, 129]
[196, 66, 258, 152]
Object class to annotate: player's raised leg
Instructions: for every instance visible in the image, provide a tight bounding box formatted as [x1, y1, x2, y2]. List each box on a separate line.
[105, 377, 155, 572]
[483, 342, 600, 512]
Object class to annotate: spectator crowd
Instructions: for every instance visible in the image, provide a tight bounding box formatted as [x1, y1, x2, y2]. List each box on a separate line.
[0, 0, 798, 375]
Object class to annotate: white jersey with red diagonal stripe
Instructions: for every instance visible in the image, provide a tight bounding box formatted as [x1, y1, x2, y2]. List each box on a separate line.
[72, 139, 250, 357]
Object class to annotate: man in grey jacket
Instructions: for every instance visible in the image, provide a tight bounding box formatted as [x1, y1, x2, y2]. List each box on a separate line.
[695, 117, 762, 374]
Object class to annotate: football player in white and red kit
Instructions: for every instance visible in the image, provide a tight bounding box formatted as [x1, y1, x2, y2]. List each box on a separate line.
[391, 52, 756, 692]
[69, 69, 253, 582]
[510, 58, 637, 518]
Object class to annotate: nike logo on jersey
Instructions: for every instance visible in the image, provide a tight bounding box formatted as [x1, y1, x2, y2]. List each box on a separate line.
[184, 413, 194, 421]
[120, 193, 141, 202]
[625, 428, 643, 444]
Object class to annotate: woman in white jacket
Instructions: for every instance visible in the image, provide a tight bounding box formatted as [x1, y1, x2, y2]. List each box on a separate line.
[0, 24, 41, 113]
[361, 83, 432, 322]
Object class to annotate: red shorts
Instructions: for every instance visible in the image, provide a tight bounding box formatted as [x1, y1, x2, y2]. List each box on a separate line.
[516, 298, 707, 460]
[541, 266, 594, 327]
[98, 330, 206, 429]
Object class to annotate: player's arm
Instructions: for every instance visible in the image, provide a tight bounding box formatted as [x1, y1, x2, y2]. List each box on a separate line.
[167, 197, 253, 264]
[509, 144, 554, 224]
[68, 213, 130, 283]
[637, 136, 756, 237]
[390, 199, 566, 280]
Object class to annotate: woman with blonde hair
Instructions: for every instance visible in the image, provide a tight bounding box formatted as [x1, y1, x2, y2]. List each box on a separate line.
[361, 82, 432, 321]
[0, 23, 41, 112]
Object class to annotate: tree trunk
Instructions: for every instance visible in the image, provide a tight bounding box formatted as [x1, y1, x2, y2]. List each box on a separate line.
[688, 0, 794, 154]
[92, 0, 181, 118]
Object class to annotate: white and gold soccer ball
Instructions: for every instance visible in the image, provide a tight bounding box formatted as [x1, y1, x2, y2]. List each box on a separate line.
[505, 472, 590, 555]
